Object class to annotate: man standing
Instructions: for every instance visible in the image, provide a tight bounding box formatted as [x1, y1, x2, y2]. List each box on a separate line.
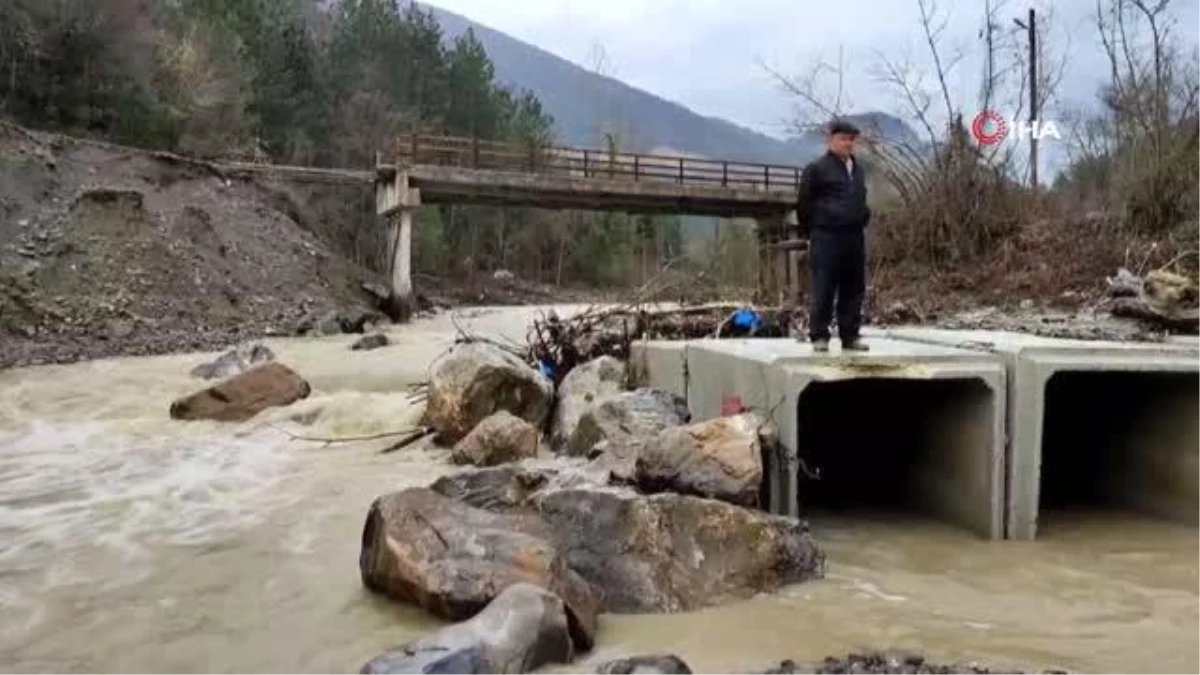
[796, 119, 871, 352]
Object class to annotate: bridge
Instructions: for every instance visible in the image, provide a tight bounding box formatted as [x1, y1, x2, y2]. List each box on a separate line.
[374, 134, 806, 319]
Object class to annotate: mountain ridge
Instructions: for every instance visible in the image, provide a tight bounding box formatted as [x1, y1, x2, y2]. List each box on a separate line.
[420, 2, 916, 166]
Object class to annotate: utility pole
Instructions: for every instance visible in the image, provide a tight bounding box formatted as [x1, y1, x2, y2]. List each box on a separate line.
[1015, 8, 1038, 189]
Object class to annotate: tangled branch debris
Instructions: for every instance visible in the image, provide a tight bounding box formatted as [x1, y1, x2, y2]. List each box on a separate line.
[1106, 267, 1199, 333]
[525, 303, 797, 384]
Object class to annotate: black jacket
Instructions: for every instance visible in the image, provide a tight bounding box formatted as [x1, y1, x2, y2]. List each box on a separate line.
[796, 151, 870, 235]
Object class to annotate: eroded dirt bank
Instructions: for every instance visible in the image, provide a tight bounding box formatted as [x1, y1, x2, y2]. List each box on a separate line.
[0, 123, 611, 369]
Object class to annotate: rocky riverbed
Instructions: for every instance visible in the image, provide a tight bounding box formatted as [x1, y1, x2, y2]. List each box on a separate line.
[2, 306, 1195, 673]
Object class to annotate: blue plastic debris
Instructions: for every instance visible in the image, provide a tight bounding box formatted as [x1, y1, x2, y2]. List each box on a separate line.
[729, 307, 762, 332]
[538, 359, 556, 380]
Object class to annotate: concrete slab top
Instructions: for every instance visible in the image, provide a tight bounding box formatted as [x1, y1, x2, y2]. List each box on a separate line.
[882, 327, 1200, 360]
[686, 336, 1003, 364]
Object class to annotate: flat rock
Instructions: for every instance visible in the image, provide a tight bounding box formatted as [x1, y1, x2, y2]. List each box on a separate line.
[351, 333, 389, 351]
[565, 388, 689, 458]
[430, 465, 557, 513]
[188, 343, 275, 380]
[359, 488, 599, 651]
[170, 362, 309, 422]
[637, 413, 766, 507]
[422, 342, 554, 445]
[538, 488, 824, 614]
[360, 583, 573, 674]
[551, 356, 627, 452]
[451, 411, 540, 467]
[597, 654, 694, 674]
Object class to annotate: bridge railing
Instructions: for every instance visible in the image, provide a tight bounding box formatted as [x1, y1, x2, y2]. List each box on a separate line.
[389, 134, 802, 193]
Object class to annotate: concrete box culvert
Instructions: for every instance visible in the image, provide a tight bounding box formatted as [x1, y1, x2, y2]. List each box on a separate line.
[634, 338, 1008, 540]
[881, 328, 1200, 540]
[629, 340, 688, 400]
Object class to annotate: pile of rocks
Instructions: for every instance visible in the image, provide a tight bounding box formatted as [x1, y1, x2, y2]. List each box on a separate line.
[357, 341, 826, 673]
[600, 653, 1070, 672]
[161, 339, 1028, 674]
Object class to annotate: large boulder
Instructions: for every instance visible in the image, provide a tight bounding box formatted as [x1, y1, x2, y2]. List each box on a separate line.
[551, 356, 627, 452]
[637, 413, 766, 507]
[565, 388, 689, 458]
[170, 362, 310, 422]
[422, 343, 553, 445]
[451, 411, 540, 467]
[359, 488, 599, 650]
[538, 488, 824, 614]
[597, 654, 694, 674]
[360, 583, 573, 674]
[188, 343, 275, 380]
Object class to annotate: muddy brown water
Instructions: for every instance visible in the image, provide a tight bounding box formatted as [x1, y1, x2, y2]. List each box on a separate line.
[1, 306, 1195, 673]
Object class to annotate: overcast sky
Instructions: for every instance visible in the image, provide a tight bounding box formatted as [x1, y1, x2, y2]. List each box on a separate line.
[429, 0, 1199, 139]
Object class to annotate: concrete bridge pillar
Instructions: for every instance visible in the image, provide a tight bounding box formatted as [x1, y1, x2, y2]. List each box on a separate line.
[755, 210, 798, 306]
[376, 169, 422, 322]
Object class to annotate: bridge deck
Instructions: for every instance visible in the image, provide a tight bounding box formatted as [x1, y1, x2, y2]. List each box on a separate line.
[378, 134, 801, 217]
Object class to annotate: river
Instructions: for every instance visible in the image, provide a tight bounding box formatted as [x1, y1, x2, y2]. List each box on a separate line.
[1, 306, 1195, 673]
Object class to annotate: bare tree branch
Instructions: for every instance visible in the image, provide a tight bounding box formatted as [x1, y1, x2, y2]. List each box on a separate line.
[916, 0, 959, 122]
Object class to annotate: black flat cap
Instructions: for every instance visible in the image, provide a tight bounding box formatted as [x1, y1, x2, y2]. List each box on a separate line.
[828, 119, 861, 136]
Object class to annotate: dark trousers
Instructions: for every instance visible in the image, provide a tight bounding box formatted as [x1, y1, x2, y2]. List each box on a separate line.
[808, 228, 866, 342]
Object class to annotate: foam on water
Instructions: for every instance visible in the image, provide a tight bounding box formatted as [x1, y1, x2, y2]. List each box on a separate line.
[0, 419, 296, 595]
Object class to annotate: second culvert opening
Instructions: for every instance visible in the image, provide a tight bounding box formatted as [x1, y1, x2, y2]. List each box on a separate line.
[794, 377, 997, 534]
[1039, 370, 1198, 524]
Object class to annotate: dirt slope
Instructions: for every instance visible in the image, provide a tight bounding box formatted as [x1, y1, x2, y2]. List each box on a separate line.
[0, 122, 382, 368]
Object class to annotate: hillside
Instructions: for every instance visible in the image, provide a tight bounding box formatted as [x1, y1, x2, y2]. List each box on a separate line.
[0, 122, 599, 368]
[0, 122, 388, 368]
[423, 3, 915, 165]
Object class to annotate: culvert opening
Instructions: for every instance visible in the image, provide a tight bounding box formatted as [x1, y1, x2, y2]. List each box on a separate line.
[795, 377, 997, 534]
[1040, 371, 1198, 524]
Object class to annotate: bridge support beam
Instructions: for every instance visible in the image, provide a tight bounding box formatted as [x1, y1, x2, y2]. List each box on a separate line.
[377, 169, 422, 322]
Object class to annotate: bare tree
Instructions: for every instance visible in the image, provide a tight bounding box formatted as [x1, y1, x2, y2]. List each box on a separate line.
[1087, 0, 1199, 231]
[762, 0, 1070, 262]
